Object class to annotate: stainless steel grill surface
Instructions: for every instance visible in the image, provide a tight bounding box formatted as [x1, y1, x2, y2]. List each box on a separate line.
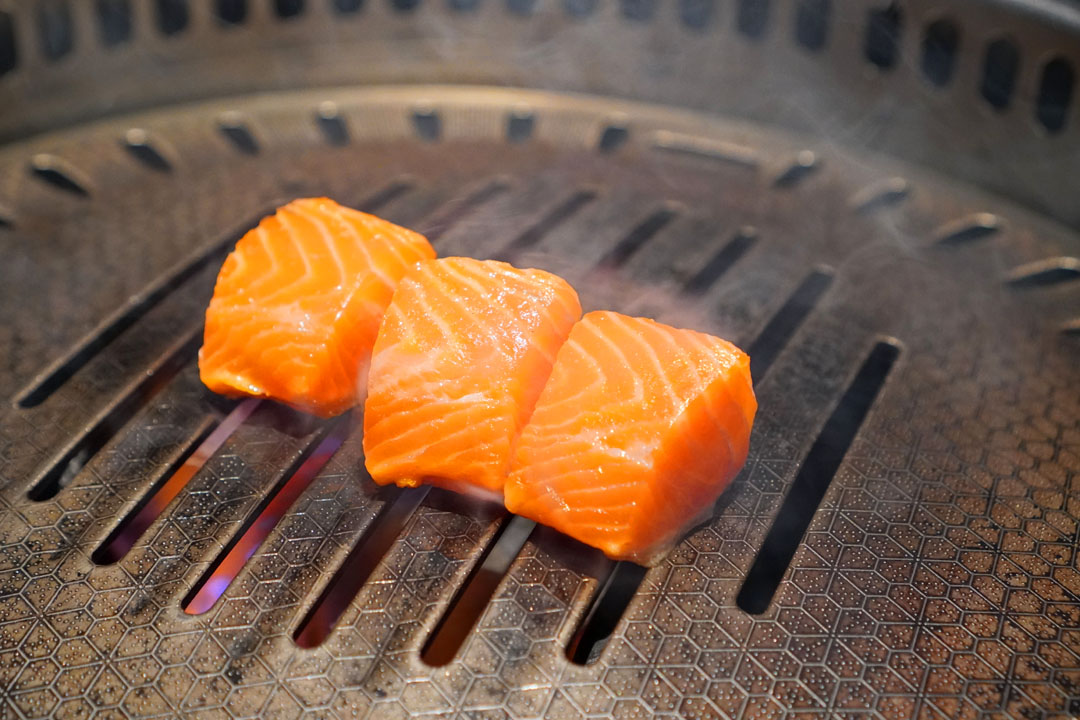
[0, 2, 1078, 719]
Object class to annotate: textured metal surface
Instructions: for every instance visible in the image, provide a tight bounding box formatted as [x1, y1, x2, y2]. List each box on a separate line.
[0, 0, 1079, 232]
[0, 86, 1077, 719]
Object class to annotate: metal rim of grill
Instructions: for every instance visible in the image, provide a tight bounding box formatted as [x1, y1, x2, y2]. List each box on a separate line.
[1, 3, 1079, 720]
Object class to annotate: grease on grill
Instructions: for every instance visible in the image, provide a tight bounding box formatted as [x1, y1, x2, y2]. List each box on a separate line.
[737, 340, 900, 614]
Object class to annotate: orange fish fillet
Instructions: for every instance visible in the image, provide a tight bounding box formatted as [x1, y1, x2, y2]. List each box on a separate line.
[363, 257, 582, 497]
[199, 197, 435, 417]
[504, 310, 757, 565]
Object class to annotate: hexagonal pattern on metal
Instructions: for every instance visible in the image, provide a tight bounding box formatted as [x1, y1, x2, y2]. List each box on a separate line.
[0, 87, 1077, 719]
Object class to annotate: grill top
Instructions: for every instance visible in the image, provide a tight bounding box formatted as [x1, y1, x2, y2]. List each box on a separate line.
[0, 86, 1078, 719]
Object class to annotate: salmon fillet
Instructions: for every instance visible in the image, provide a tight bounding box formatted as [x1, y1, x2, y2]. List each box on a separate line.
[363, 257, 582, 497]
[199, 197, 435, 417]
[504, 310, 756, 565]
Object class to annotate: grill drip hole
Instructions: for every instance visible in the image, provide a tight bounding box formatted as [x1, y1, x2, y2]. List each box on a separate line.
[1037, 57, 1075, 134]
[448, 0, 481, 11]
[567, 562, 648, 665]
[333, 0, 364, 13]
[422, 515, 535, 666]
[30, 154, 91, 196]
[747, 269, 833, 380]
[123, 129, 172, 172]
[412, 108, 441, 142]
[737, 0, 770, 40]
[421, 178, 509, 242]
[794, 0, 829, 52]
[492, 190, 597, 262]
[37, 0, 74, 61]
[980, 38, 1019, 111]
[27, 337, 199, 501]
[390, 0, 421, 12]
[274, 0, 305, 18]
[774, 150, 820, 188]
[934, 212, 1001, 245]
[293, 487, 429, 648]
[90, 399, 260, 564]
[865, 4, 902, 70]
[682, 227, 758, 296]
[96, 0, 132, 47]
[219, 115, 260, 154]
[182, 422, 349, 614]
[0, 10, 14, 76]
[620, 0, 655, 22]
[506, 0, 537, 16]
[506, 110, 534, 143]
[680, 0, 714, 30]
[921, 18, 960, 88]
[155, 0, 189, 36]
[1004, 257, 1080, 287]
[316, 102, 350, 146]
[216, 0, 248, 24]
[849, 176, 909, 214]
[564, 0, 597, 17]
[736, 340, 900, 614]
[597, 124, 629, 153]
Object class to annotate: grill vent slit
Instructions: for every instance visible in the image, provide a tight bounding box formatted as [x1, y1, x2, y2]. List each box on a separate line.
[30, 154, 92, 196]
[97, 0, 132, 47]
[850, 177, 909, 214]
[293, 487, 428, 648]
[356, 179, 415, 214]
[736, 339, 901, 614]
[747, 269, 833, 380]
[15, 207, 277, 408]
[422, 515, 535, 666]
[682, 227, 758, 296]
[934, 213, 1001, 245]
[412, 108, 441, 142]
[774, 151, 819, 188]
[593, 206, 679, 272]
[492, 190, 597, 262]
[91, 398, 260, 565]
[123, 129, 173, 172]
[506, 110, 534, 143]
[27, 336, 200, 501]
[183, 422, 349, 614]
[316, 103, 350, 146]
[422, 179, 510, 242]
[598, 125, 629, 153]
[219, 116, 260, 154]
[1004, 257, 1080, 287]
[567, 561, 648, 665]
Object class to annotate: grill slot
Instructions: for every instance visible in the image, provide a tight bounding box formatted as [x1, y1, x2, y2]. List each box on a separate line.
[421, 178, 510, 243]
[29, 154, 91, 197]
[593, 205, 679, 273]
[26, 334, 198, 501]
[493, 189, 599, 262]
[682, 227, 758, 296]
[122, 129, 173, 173]
[737, 339, 900, 614]
[747, 269, 834, 380]
[89, 400, 258, 565]
[567, 561, 649, 665]
[422, 515, 535, 666]
[14, 207, 269, 408]
[182, 419, 348, 613]
[316, 102, 350, 146]
[293, 487, 427, 648]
